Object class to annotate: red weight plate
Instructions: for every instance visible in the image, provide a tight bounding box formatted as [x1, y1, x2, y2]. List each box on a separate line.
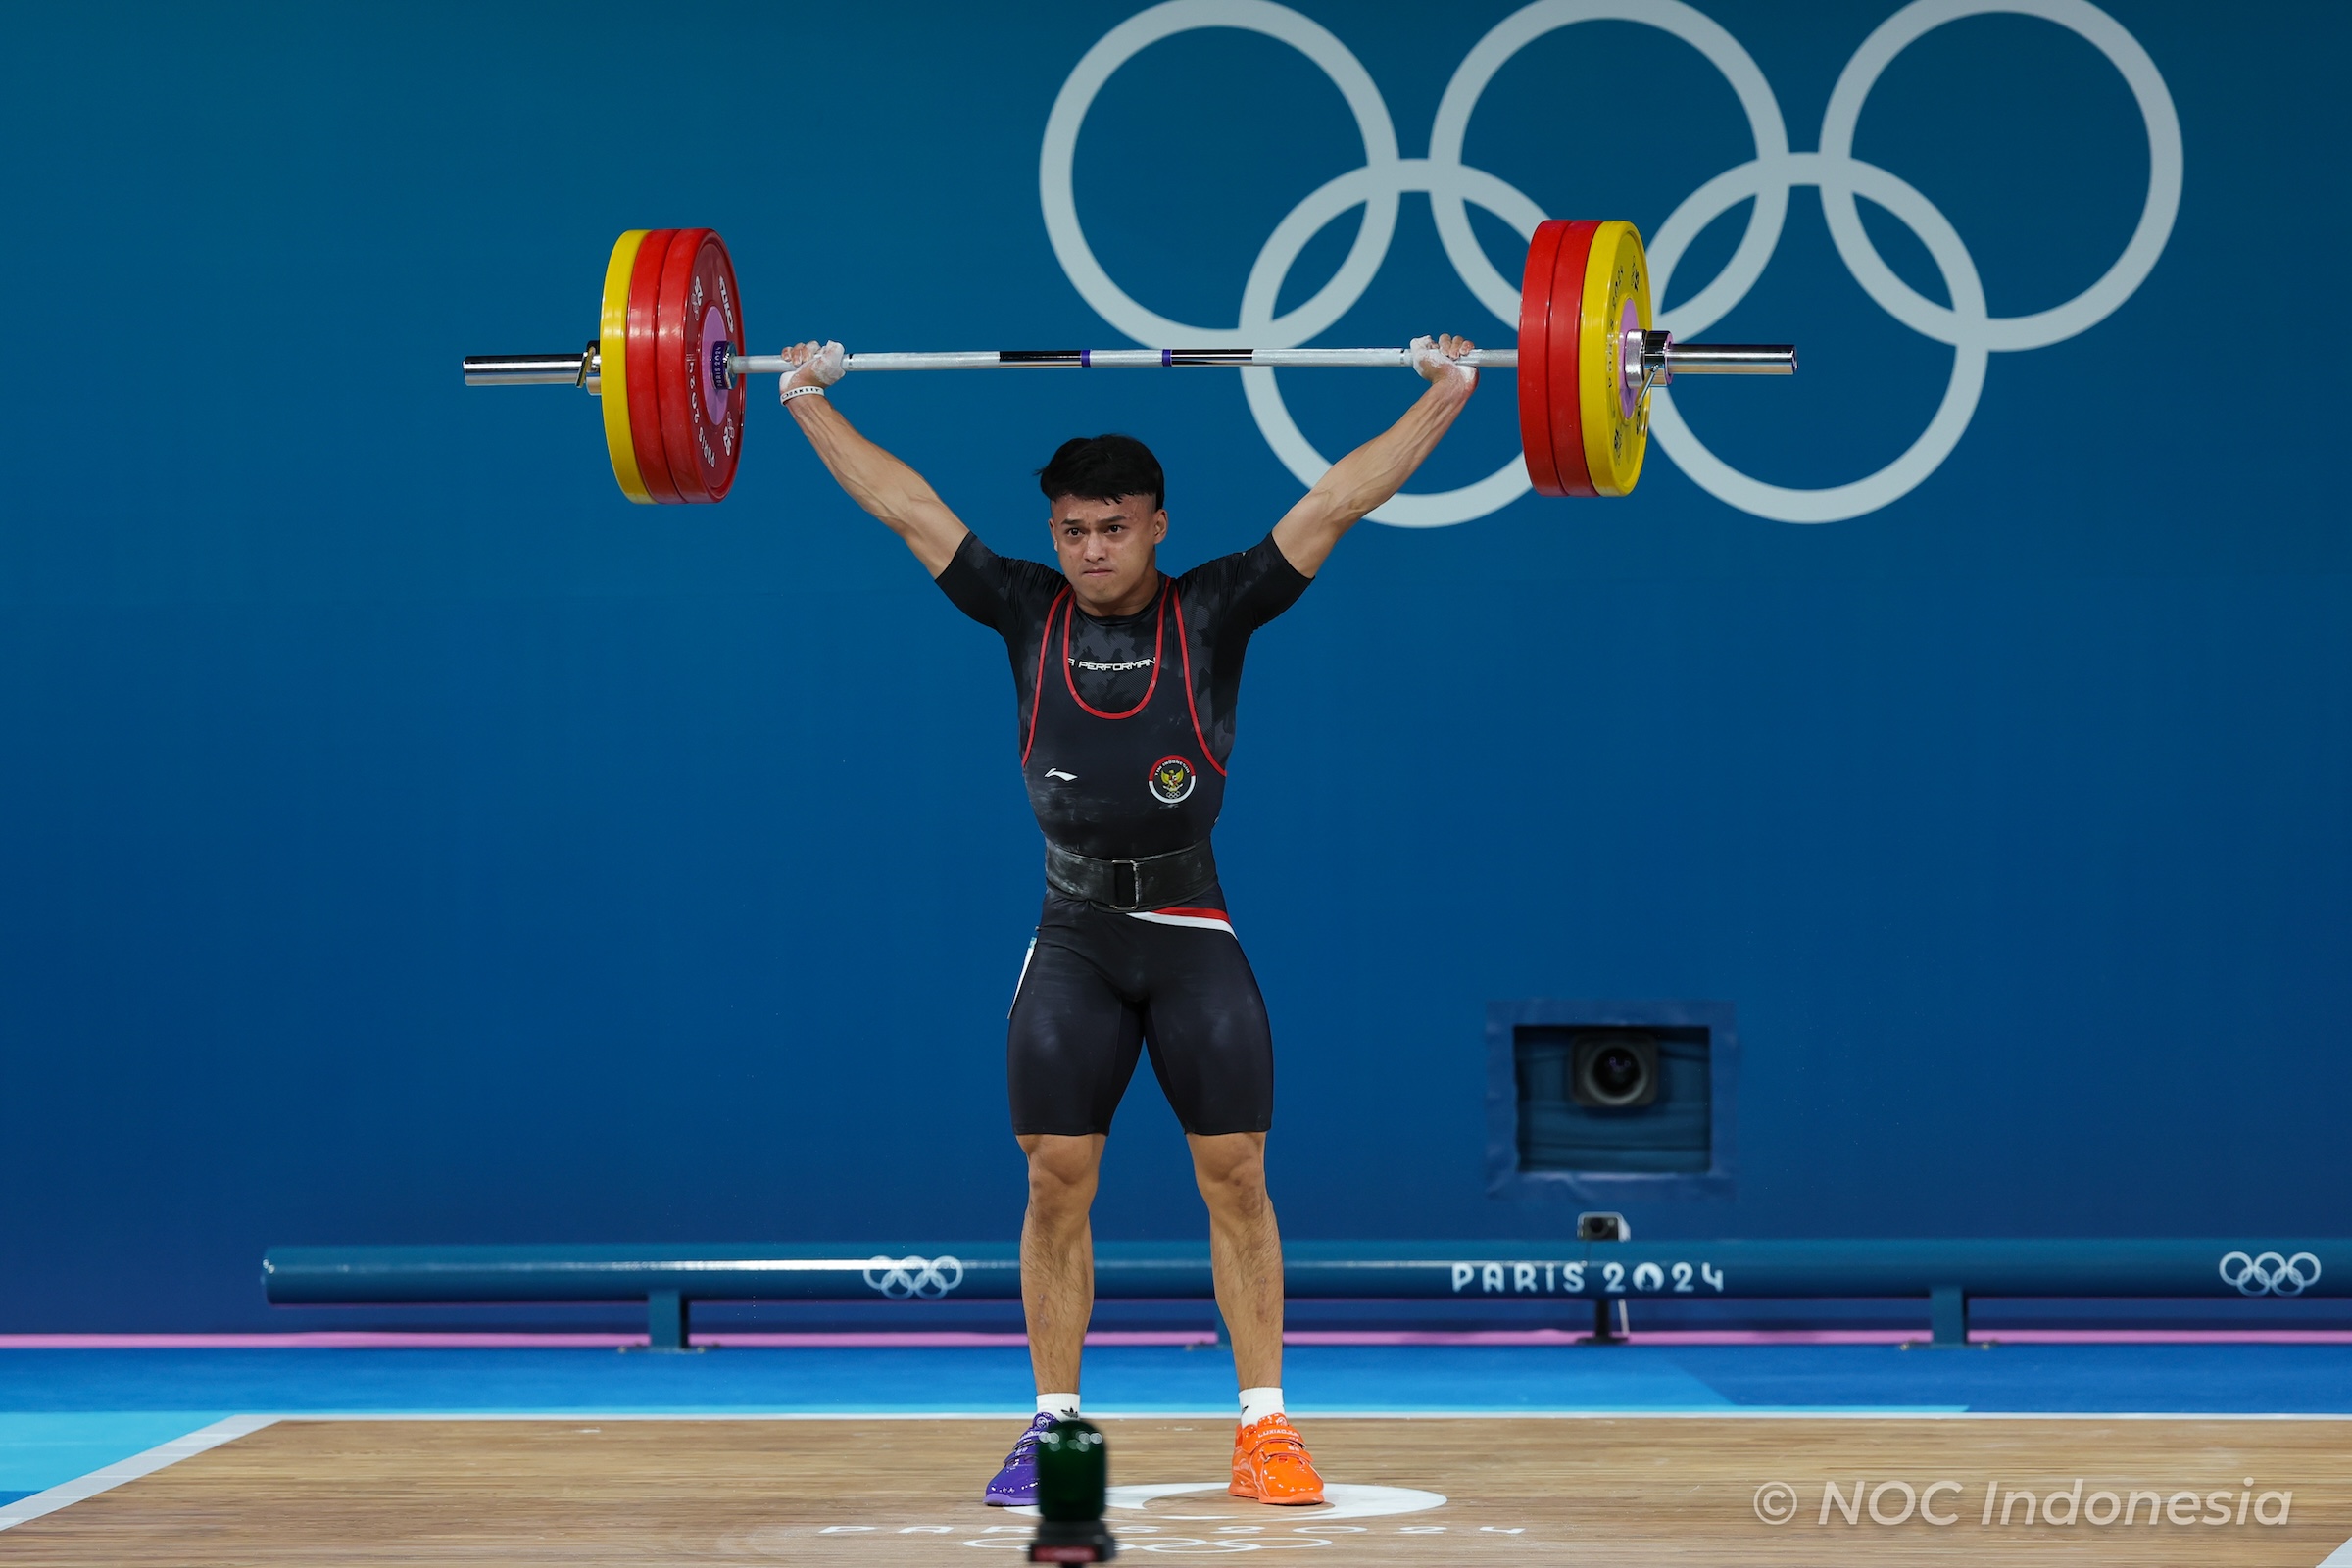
[654, 228, 748, 503]
[1545, 220, 1602, 499]
[1516, 220, 1570, 497]
[626, 228, 680, 504]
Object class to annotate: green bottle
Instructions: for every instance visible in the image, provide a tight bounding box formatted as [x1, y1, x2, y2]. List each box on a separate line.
[1035, 1419, 1108, 1521]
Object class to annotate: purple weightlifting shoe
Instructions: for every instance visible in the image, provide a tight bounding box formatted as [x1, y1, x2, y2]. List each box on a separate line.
[983, 1412, 1058, 1505]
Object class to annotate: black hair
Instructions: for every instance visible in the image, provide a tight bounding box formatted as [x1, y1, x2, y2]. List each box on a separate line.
[1036, 433, 1164, 513]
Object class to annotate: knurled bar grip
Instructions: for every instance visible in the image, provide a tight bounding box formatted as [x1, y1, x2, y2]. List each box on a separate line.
[462, 344, 1794, 386]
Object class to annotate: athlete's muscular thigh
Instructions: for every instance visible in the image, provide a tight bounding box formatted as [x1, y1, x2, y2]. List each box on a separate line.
[1136, 931, 1274, 1136]
[1007, 938, 1146, 1136]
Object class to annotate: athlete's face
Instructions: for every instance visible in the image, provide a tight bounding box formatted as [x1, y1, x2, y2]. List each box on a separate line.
[1050, 493, 1167, 616]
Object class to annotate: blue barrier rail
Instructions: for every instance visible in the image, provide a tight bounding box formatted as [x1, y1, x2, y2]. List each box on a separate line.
[263, 1238, 2340, 1350]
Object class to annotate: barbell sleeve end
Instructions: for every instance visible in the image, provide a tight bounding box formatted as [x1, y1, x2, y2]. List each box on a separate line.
[1671, 344, 1797, 374]
[1644, 335, 1797, 377]
[462, 352, 596, 387]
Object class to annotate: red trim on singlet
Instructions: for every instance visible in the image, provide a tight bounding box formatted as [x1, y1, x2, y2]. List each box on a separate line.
[1172, 587, 1226, 777]
[1021, 587, 1068, 766]
[1060, 582, 1166, 719]
[1153, 906, 1229, 921]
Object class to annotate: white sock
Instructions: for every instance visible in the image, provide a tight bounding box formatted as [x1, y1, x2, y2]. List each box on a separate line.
[1036, 1392, 1081, 1421]
[1239, 1386, 1285, 1426]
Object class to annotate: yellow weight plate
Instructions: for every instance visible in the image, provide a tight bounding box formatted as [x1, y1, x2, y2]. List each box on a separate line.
[599, 230, 653, 504]
[1576, 220, 1652, 497]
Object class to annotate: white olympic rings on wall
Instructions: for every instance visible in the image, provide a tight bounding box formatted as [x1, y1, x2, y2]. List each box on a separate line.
[2218, 1250, 2323, 1298]
[1040, 0, 2181, 525]
[863, 1253, 966, 1298]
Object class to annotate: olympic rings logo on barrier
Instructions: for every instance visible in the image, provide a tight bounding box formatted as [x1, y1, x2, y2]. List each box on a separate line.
[2219, 1250, 2323, 1298]
[1042, 0, 2181, 525]
[863, 1254, 966, 1298]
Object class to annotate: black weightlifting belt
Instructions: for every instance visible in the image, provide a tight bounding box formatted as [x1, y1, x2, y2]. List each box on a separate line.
[1044, 838, 1217, 913]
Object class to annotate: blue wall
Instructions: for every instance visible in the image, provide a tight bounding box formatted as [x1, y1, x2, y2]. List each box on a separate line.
[1, 1, 2345, 1329]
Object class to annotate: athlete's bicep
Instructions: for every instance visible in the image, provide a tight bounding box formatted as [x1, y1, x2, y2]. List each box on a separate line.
[902, 501, 973, 577]
[1270, 491, 1349, 579]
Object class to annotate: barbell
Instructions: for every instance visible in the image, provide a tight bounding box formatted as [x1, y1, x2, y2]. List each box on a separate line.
[463, 223, 1793, 506]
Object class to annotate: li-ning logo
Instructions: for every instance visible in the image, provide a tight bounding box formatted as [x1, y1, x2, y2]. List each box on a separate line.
[1149, 755, 1198, 803]
[1043, 0, 2180, 524]
[861, 1254, 964, 1298]
[2219, 1250, 2323, 1297]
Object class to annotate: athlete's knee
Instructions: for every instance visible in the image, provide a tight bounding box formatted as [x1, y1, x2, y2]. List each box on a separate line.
[1188, 1132, 1270, 1217]
[1021, 1133, 1102, 1219]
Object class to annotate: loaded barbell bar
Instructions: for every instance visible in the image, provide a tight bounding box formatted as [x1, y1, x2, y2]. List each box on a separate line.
[463, 221, 1792, 506]
[465, 340, 1794, 381]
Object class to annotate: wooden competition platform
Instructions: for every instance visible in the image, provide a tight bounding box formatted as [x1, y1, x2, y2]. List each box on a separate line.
[3, 1414, 2349, 1565]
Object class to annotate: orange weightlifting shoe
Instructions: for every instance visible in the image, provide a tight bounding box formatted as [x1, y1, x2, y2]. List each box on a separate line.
[1228, 1412, 1326, 1504]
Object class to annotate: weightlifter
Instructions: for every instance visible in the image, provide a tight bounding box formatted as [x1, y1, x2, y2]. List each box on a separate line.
[775, 333, 1481, 1506]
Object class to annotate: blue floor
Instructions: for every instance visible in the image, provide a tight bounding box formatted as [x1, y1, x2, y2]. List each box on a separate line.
[0, 1411, 236, 1504]
[3, 1343, 2349, 1506]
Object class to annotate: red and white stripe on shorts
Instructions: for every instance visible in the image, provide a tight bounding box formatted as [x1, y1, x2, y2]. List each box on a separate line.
[1126, 906, 1234, 935]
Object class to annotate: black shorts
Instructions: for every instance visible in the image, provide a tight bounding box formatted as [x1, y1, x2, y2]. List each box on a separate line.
[1006, 887, 1274, 1137]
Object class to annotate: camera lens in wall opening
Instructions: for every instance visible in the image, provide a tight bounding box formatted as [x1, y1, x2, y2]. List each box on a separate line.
[1571, 1033, 1659, 1108]
[1592, 1047, 1642, 1099]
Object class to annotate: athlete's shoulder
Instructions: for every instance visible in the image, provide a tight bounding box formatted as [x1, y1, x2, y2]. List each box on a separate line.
[936, 531, 1066, 630]
[1174, 533, 1311, 627]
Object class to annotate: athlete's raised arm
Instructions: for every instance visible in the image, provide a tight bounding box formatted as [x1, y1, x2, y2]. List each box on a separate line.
[1270, 333, 1479, 578]
[776, 340, 971, 575]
